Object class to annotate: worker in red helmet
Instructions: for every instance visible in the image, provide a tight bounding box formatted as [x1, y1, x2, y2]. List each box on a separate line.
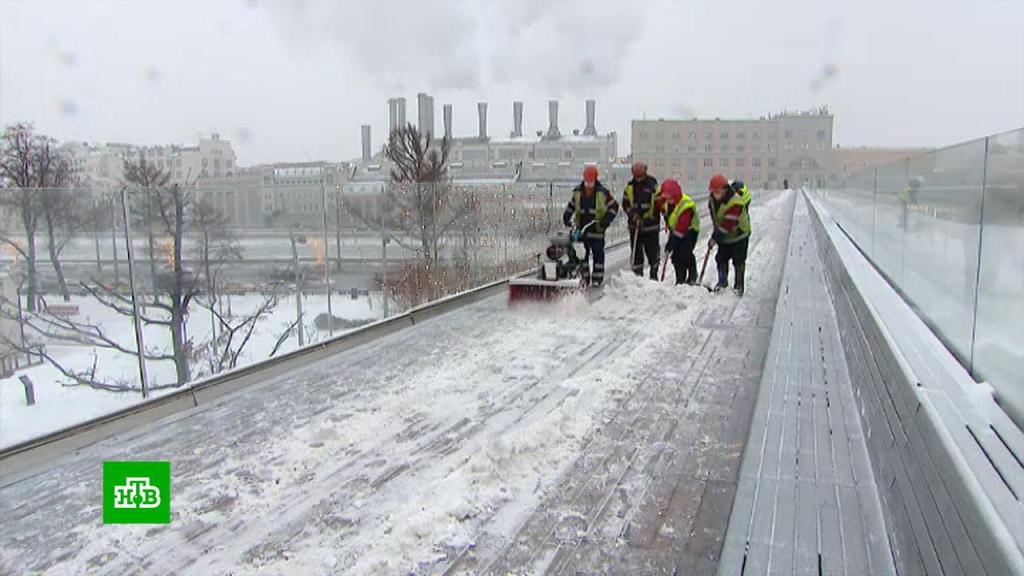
[563, 165, 619, 286]
[658, 178, 701, 284]
[707, 175, 752, 295]
[622, 161, 660, 279]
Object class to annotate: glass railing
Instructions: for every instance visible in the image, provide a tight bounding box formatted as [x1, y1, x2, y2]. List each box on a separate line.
[814, 128, 1024, 427]
[0, 175, 629, 446]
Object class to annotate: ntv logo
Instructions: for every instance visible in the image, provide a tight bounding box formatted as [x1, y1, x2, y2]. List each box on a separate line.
[103, 462, 171, 524]
[113, 477, 161, 509]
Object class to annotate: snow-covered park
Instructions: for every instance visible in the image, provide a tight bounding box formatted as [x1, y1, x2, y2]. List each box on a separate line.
[0, 290, 383, 448]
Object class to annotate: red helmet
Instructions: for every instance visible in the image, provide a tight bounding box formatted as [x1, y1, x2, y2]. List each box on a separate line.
[660, 178, 682, 204]
[583, 165, 598, 183]
[709, 174, 728, 192]
[631, 161, 646, 179]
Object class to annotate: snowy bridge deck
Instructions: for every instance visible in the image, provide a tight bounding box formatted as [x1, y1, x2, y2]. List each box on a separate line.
[2, 188, 1021, 575]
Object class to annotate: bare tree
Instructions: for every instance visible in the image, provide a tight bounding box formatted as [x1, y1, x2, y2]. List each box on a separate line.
[344, 124, 476, 303]
[0, 124, 72, 311]
[123, 153, 171, 291]
[40, 186, 85, 302]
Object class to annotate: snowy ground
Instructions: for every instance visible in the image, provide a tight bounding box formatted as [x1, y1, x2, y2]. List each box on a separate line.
[0, 190, 793, 575]
[0, 292, 382, 448]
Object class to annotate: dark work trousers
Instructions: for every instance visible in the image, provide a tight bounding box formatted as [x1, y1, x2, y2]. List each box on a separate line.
[671, 230, 699, 285]
[630, 228, 661, 280]
[715, 237, 750, 290]
[583, 236, 607, 286]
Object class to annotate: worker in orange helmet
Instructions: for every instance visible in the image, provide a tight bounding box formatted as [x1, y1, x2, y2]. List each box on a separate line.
[657, 178, 701, 284]
[707, 174, 752, 295]
[563, 165, 619, 286]
[622, 161, 661, 279]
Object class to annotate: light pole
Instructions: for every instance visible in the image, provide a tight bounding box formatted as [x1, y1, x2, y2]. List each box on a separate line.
[320, 170, 333, 338]
[119, 186, 150, 398]
[290, 227, 307, 347]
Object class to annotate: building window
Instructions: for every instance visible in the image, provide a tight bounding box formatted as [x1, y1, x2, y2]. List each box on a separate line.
[737, 144, 746, 153]
[688, 144, 697, 152]
[689, 131, 697, 141]
[817, 129, 827, 139]
[671, 157, 681, 168]
[737, 131, 746, 140]
[705, 131, 713, 140]
[752, 158, 762, 167]
[720, 144, 729, 153]
[800, 142, 808, 150]
[816, 142, 825, 150]
[784, 130, 793, 139]
[735, 158, 746, 167]
[705, 144, 712, 152]
[639, 131, 648, 139]
[721, 158, 730, 168]
[703, 158, 713, 167]
[768, 158, 777, 167]
[720, 131, 729, 140]
[688, 157, 698, 167]
[688, 172, 696, 181]
[769, 132, 777, 140]
[656, 131, 664, 140]
[672, 131, 680, 140]
[752, 143, 761, 152]
[654, 158, 664, 167]
[753, 132, 761, 140]
[655, 144, 664, 153]
[753, 172, 761, 182]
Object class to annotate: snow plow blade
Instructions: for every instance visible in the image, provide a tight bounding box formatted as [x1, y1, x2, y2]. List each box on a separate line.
[508, 278, 582, 304]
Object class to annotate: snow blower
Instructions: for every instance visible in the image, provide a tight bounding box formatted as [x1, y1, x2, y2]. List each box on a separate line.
[508, 223, 593, 304]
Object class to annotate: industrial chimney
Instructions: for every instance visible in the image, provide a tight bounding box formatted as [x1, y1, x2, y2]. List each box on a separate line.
[396, 97, 407, 129]
[477, 102, 488, 140]
[417, 93, 435, 137]
[361, 125, 371, 162]
[546, 100, 561, 139]
[583, 99, 597, 136]
[443, 104, 453, 140]
[511, 101, 524, 138]
[388, 99, 398, 133]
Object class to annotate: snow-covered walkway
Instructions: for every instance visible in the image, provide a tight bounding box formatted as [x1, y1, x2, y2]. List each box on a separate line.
[0, 190, 794, 575]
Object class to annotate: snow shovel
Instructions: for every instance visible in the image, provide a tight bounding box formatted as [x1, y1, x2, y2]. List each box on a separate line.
[698, 243, 717, 292]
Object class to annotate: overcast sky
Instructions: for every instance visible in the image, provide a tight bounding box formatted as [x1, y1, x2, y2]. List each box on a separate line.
[1, 0, 1022, 165]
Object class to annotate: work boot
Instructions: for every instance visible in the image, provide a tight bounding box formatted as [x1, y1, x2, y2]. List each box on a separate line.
[733, 287, 745, 297]
[713, 283, 727, 292]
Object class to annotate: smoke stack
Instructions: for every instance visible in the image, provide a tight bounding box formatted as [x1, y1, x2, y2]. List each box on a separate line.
[388, 99, 398, 133]
[396, 97, 407, 129]
[361, 125, 371, 162]
[510, 101, 523, 138]
[417, 93, 435, 137]
[547, 100, 561, 139]
[477, 102, 488, 140]
[583, 99, 597, 136]
[443, 104, 453, 140]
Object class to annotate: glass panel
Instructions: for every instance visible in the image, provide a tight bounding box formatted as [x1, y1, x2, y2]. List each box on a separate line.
[872, 158, 910, 285]
[974, 129, 1024, 425]
[902, 140, 985, 364]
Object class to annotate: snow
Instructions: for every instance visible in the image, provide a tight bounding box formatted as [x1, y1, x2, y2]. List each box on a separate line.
[0, 291, 382, 448]
[0, 190, 793, 575]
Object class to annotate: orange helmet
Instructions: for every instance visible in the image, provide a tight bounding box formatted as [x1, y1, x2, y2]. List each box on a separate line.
[709, 174, 728, 192]
[583, 165, 598, 184]
[631, 161, 646, 179]
[660, 178, 682, 204]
